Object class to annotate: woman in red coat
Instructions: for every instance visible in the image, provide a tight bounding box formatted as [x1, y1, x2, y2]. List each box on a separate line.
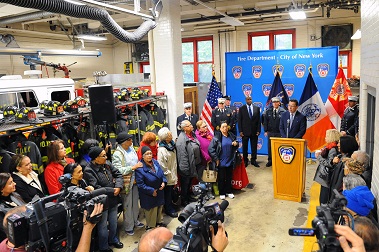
[44, 139, 74, 195]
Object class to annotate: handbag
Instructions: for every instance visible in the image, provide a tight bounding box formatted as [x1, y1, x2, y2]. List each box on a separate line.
[232, 159, 249, 189]
[114, 149, 133, 194]
[202, 163, 218, 183]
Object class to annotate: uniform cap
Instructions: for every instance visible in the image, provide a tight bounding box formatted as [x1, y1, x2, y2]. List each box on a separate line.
[184, 102, 192, 109]
[348, 96, 358, 102]
[218, 98, 226, 104]
[223, 95, 231, 100]
[271, 97, 280, 102]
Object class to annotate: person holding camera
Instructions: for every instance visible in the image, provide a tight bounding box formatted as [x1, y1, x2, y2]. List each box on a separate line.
[138, 221, 229, 252]
[313, 129, 341, 204]
[328, 135, 359, 203]
[10, 154, 47, 203]
[135, 146, 167, 231]
[83, 147, 124, 252]
[208, 122, 239, 200]
[0, 203, 104, 252]
[334, 224, 366, 252]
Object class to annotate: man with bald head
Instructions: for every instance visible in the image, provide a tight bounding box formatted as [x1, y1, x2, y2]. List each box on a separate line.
[138, 222, 229, 252]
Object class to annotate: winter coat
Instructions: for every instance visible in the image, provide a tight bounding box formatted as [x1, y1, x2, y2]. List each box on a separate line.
[135, 159, 167, 210]
[157, 141, 178, 186]
[112, 145, 138, 194]
[313, 147, 338, 188]
[176, 132, 201, 177]
[83, 161, 123, 206]
[12, 171, 46, 203]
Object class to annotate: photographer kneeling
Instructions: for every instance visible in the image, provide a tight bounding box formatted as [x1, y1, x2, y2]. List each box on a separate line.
[138, 221, 229, 252]
[0, 203, 104, 252]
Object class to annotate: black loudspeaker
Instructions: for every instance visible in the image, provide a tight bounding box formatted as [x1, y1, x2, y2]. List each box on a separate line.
[88, 84, 116, 125]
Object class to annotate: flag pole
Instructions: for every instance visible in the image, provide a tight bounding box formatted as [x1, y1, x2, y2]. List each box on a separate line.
[306, 63, 317, 165]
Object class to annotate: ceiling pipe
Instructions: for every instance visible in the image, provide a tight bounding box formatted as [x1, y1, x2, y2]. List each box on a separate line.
[0, 10, 55, 25]
[0, 0, 157, 43]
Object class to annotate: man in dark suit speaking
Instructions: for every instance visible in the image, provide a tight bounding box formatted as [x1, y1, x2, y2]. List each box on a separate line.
[238, 96, 261, 167]
[279, 99, 307, 138]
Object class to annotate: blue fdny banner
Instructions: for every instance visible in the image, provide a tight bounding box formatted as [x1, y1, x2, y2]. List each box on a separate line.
[226, 47, 338, 155]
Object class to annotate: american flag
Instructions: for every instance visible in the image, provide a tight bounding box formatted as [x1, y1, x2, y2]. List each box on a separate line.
[200, 73, 222, 135]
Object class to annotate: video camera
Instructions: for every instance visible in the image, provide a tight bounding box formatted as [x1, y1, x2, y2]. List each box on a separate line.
[161, 182, 228, 252]
[6, 174, 112, 252]
[288, 189, 349, 252]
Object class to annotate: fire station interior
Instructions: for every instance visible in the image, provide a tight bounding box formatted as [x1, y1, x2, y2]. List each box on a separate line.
[0, 0, 369, 252]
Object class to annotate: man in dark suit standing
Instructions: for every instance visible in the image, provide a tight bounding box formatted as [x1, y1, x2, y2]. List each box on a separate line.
[238, 96, 261, 167]
[279, 99, 307, 138]
[176, 102, 199, 136]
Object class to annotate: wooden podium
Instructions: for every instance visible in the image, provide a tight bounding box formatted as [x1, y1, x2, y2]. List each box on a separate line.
[270, 137, 307, 202]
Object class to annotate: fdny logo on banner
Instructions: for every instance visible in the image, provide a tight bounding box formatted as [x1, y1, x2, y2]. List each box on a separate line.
[317, 63, 329, 77]
[252, 66, 262, 78]
[233, 102, 243, 112]
[253, 102, 263, 113]
[272, 65, 284, 76]
[232, 66, 242, 79]
[257, 138, 263, 150]
[283, 84, 294, 97]
[301, 104, 321, 122]
[242, 84, 252, 97]
[262, 84, 272, 97]
[278, 146, 296, 164]
[294, 64, 306, 78]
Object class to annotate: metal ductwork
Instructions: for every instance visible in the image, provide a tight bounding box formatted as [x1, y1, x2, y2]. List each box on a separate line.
[0, 0, 157, 43]
[0, 11, 55, 25]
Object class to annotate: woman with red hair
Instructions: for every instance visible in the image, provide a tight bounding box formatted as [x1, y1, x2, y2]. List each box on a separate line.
[137, 132, 158, 160]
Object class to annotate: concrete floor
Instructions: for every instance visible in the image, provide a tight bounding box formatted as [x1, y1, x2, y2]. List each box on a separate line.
[117, 155, 318, 252]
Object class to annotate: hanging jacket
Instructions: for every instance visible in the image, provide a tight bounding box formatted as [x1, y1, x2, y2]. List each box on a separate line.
[28, 128, 60, 167]
[0, 149, 11, 173]
[8, 135, 44, 174]
[148, 103, 166, 133]
[60, 123, 80, 160]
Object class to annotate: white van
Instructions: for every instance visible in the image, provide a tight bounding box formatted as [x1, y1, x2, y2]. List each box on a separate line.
[0, 76, 75, 113]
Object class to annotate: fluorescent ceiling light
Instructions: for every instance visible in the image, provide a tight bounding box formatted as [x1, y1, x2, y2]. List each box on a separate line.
[289, 9, 306, 20]
[351, 29, 361, 40]
[77, 34, 107, 41]
[220, 17, 244, 26]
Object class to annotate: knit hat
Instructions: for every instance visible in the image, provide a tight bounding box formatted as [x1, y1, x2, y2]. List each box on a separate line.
[116, 132, 132, 144]
[343, 186, 375, 216]
[88, 146, 104, 160]
[141, 146, 151, 156]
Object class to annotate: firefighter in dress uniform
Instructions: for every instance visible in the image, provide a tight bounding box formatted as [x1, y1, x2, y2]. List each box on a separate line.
[211, 98, 234, 132]
[340, 96, 359, 137]
[262, 97, 286, 167]
[223, 95, 238, 135]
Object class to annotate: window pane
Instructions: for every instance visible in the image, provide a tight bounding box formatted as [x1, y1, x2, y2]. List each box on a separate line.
[339, 55, 348, 67]
[252, 36, 269, 50]
[275, 34, 293, 49]
[20, 91, 38, 107]
[198, 63, 213, 82]
[182, 42, 194, 63]
[183, 64, 194, 83]
[198, 40, 212, 62]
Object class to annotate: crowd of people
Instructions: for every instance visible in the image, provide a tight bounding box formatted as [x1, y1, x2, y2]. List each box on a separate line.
[0, 94, 376, 252]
